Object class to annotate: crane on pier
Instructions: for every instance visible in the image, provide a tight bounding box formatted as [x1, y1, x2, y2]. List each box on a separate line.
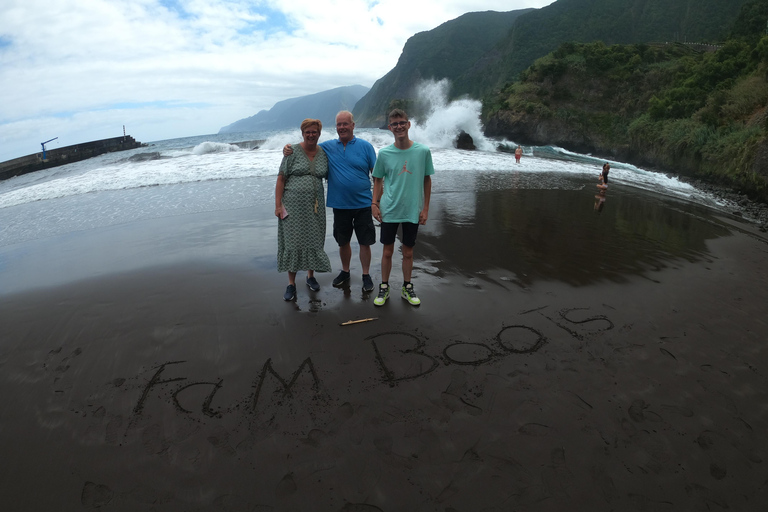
[41, 137, 58, 160]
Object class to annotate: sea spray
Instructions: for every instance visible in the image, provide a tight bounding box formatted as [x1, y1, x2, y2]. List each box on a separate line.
[407, 79, 495, 151]
[192, 142, 241, 155]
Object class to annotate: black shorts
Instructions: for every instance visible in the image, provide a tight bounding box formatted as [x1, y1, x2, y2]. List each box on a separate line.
[380, 222, 419, 247]
[333, 207, 376, 247]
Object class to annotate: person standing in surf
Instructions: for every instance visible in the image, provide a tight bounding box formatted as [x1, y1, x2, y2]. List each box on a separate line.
[599, 162, 610, 190]
[284, 111, 378, 293]
[515, 145, 523, 163]
[594, 162, 609, 213]
[371, 109, 434, 307]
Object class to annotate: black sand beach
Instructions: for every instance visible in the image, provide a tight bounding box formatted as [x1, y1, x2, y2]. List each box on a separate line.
[1, 178, 768, 511]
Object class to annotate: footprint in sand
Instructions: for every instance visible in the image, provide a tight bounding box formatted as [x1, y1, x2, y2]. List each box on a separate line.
[695, 430, 730, 481]
[275, 472, 297, 497]
[43, 346, 83, 384]
[81, 481, 114, 508]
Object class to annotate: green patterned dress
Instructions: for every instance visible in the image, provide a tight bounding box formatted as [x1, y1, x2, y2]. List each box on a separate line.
[277, 145, 332, 273]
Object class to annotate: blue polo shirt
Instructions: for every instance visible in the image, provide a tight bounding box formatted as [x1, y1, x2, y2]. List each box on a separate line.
[320, 136, 377, 209]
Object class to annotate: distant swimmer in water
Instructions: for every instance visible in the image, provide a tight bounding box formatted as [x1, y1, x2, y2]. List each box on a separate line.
[594, 163, 609, 213]
[515, 145, 523, 164]
[598, 162, 610, 191]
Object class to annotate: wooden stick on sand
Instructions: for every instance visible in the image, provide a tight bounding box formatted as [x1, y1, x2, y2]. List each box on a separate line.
[340, 317, 378, 326]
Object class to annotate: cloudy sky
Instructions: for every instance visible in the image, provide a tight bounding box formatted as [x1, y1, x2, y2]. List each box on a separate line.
[0, 0, 552, 161]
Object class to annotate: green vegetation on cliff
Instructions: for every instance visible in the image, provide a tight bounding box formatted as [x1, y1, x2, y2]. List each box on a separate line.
[484, 0, 750, 90]
[354, 0, 749, 127]
[484, 0, 768, 200]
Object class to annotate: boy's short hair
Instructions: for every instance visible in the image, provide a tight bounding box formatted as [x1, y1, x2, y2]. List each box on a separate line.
[388, 108, 408, 122]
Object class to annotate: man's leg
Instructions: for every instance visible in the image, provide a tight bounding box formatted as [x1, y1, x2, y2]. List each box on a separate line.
[400, 223, 419, 284]
[359, 244, 371, 275]
[401, 245, 413, 283]
[381, 243, 394, 283]
[332, 209, 353, 286]
[399, 223, 421, 306]
[374, 243, 394, 306]
[359, 243, 374, 292]
[375, 222, 397, 306]
[339, 243, 352, 272]
[399, 245, 421, 306]
[353, 207, 375, 276]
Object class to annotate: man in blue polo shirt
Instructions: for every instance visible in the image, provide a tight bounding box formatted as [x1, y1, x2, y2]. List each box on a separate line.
[284, 110, 377, 292]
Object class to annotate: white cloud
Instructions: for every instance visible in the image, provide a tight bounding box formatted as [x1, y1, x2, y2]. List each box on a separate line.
[0, 0, 552, 161]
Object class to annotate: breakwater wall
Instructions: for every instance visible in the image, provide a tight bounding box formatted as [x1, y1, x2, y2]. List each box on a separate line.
[0, 136, 144, 181]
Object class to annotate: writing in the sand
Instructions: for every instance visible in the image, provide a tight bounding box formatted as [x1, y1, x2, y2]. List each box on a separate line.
[368, 306, 612, 384]
[131, 357, 320, 420]
[129, 306, 613, 420]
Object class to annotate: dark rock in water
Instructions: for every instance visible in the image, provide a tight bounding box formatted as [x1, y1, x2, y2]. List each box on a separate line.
[455, 131, 476, 150]
[128, 152, 162, 162]
[231, 140, 264, 150]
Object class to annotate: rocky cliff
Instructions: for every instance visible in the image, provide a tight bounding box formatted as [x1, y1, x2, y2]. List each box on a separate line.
[353, 10, 532, 127]
[354, 0, 749, 128]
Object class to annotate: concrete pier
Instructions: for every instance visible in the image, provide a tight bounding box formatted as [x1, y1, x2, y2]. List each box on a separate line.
[0, 136, 144, 181]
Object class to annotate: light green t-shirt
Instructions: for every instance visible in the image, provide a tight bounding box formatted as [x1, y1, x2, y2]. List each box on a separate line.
[372, 142, 435, 223]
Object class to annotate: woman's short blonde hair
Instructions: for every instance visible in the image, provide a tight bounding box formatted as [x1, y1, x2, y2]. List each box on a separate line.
[300, 118, 322, 133]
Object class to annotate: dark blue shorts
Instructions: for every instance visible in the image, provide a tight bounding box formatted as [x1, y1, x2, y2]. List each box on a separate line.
[380, 222, 419, 247]
[333, 207, 376, 247]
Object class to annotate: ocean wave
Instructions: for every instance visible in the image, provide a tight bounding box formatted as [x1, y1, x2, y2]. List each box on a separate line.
[0, 83, 730, 215]
[192, 141, 242, 155]
[0, 149, 282, 209]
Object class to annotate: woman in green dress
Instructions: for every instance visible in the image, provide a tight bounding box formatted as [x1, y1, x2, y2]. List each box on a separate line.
[275, 118, 332, 301]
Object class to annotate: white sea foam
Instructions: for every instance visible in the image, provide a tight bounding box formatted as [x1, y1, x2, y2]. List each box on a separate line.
[0, 79, 723, 215]
[0, 141, 286, 210]
[408, 79, 496, 152]
[192, 141, 241, 155]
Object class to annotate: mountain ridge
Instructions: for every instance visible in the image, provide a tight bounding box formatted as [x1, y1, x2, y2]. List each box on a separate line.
[219, 85, 369, 134]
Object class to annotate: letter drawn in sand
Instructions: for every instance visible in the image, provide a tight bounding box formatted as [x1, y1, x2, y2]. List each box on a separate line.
[250, 358, 320, 412]
[442, 342, 498, 366]
[367, 331, 440, 384]
[173, 379, 224, 418]
[558, 307, 614, 331]
[534, 307, 614, 340]
[495, 325, 548, 354]
[132, 361, 187, 416]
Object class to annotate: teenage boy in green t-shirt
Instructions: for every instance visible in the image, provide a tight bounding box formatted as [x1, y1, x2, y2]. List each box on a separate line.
[371, 109, 434, 306]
